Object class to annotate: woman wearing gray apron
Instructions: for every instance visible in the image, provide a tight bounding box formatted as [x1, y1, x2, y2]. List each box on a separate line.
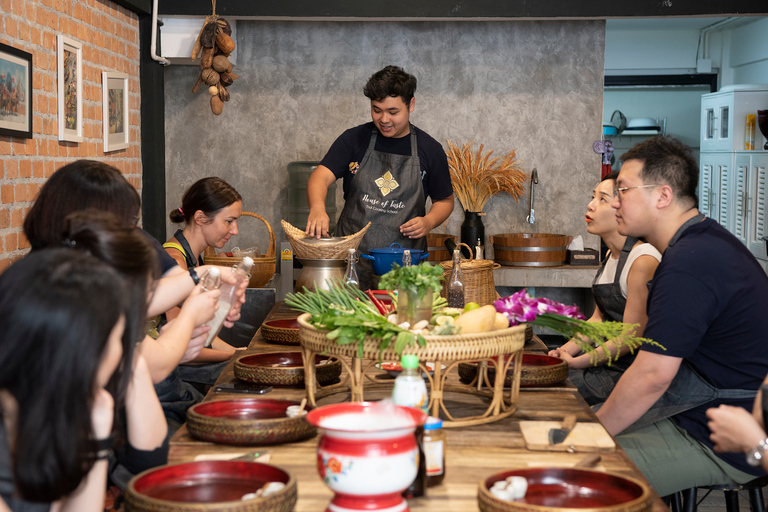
[549, 174, 661, 405]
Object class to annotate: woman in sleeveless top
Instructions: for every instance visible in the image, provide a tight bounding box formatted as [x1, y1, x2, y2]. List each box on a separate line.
[548, 173, 661, 405]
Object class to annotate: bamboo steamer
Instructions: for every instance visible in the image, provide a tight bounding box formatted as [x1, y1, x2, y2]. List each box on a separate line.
[203, 212, 276, 288]
[491, 233, 571, 267]
[426, 232, 458, 262]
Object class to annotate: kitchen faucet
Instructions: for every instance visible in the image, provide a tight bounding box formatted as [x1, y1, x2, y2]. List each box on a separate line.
[526, 167, 538, 224]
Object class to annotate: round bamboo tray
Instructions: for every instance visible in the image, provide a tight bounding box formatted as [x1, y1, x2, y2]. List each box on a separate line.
[427, 232, 457, 262]
[125, 460, 297, 512]
[203, 212, 276, 288]
[458, 354, 568, 388]
[234, 352, 342, 387]
[281, 219, 370, 260]
[297, 313, 526, 427]
[260, 318, 301, 345]
[477, 467, 652, 512]
[491, 233, 571, 267]
[439, 245, 500, 306]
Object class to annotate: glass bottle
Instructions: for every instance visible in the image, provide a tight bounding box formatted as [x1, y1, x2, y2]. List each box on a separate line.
[402, 249, 412, 267]
[423, 416, 446, 487]
[393, 354, 428, 499]
[344, 248, 359, 288]
[204, 256, 253, 347]
[475, 237, 484, 260]
[447, 249, 465, 309]
[746, 114, 756, 150]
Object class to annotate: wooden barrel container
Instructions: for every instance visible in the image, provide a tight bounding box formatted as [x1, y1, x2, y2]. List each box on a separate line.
[491, 233, 571, 267]
[426, 232, 458, 262]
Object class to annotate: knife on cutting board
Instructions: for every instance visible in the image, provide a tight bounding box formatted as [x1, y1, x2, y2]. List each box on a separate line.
[548, 414, 577, 444]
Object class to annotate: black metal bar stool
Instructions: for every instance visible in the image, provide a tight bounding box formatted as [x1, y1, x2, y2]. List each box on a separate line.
[667, 476, 768, 512]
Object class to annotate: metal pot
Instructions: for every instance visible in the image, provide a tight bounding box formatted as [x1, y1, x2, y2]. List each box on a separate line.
[295, 258, 346, 293]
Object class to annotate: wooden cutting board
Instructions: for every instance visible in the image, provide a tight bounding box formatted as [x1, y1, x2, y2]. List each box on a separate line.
[519, 420, 616, 452]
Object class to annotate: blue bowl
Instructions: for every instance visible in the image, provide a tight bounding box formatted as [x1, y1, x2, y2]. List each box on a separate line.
[603, 125, 618, 136]
[360, 243, 430, 275]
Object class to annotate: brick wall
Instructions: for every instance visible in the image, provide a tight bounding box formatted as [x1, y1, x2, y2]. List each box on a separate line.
[0, 0, 142, 272]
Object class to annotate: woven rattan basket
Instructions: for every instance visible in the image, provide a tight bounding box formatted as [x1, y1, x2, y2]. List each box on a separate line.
[281, 219, 370, 260]
[203, 212, 276, 288]
[439, 243, 500, 306]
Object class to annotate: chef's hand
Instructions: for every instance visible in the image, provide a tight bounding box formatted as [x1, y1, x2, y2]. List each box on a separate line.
[400, 217, 432, 239]
[707, 404, 767, 453]
[306, 209, 330, 239]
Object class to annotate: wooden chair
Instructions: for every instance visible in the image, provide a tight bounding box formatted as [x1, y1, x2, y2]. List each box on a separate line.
[666, 475, 768, 512]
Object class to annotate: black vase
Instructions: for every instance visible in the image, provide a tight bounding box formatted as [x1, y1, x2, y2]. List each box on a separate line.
[460, 211, 484, 257]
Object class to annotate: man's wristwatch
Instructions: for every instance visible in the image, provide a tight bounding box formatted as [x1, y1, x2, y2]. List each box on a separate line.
[746, 439, 768, 467]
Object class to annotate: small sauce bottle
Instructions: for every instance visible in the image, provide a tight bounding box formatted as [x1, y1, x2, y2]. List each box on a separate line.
[424, 416, 446, 487]
[746, 114, 756, 150]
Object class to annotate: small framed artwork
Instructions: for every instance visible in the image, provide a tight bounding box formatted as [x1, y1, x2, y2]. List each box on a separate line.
[57, 35, 83, 142]
[102, 71, 129, 152]
[0, 43, 33, 139]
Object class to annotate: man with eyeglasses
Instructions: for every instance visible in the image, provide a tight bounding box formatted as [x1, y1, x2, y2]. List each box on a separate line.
[594, 136, 768, 497]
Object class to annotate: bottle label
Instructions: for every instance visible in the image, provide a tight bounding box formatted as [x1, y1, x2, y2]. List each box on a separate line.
[392, 379, 428, 413]
[424, 439, 444, 476]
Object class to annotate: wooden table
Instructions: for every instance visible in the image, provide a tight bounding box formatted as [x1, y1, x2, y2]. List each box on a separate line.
[170, 302, 668, 512]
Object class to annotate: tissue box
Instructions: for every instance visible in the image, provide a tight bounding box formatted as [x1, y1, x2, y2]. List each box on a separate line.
[567, 249, 599, 266]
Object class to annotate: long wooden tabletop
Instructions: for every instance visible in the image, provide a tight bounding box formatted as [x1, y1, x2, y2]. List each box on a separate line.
[170, 302, 668, 512]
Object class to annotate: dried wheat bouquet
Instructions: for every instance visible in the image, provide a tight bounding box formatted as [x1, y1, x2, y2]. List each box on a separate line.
[445, 141, 527, 213]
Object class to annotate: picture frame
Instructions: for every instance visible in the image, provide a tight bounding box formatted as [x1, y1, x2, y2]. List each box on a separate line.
[57, 35, 83, 142]
[102, 71, 129, 152]
[0, 43, 33, 139]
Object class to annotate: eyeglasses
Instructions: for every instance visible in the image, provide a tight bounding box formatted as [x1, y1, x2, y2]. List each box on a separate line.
[613, 184, 661, 202]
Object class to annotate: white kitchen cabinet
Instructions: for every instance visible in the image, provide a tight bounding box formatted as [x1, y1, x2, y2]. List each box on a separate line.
[700, 86, 768, 267]
[700, 88, 768, 152]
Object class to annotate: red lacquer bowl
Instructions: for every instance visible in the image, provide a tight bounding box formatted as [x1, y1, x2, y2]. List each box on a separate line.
[261, 318, 301, 345]
[459, 353, 568, 388]
[186, 398, 316, 445]
[234, 352, 342, 387]
[125, 460, 297, 512]
[478, 467, 652, 511]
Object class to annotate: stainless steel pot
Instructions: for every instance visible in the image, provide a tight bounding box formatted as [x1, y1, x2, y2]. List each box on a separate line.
[295, 258, 346, 293]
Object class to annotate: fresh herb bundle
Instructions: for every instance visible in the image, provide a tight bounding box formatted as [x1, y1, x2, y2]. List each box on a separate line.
[285, 279, 426, 359]
[378, 261, 444, 300]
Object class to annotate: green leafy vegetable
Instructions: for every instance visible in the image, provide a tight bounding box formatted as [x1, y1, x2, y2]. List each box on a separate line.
[378, 261, 444, 300]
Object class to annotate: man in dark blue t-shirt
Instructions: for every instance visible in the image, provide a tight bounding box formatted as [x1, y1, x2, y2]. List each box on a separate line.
[305, 65, 454, 290]
[595, 136, 768, 497]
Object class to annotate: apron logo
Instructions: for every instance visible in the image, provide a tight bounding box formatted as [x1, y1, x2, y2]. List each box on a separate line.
[374, 171, 399, 197]
[349, 162, 360, 174]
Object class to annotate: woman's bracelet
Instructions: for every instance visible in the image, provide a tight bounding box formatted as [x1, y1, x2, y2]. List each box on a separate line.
[95, 434, 115, 460]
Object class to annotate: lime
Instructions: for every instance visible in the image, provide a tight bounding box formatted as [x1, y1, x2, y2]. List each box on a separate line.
[434, 315, 455, 326]
[464, 302, 481, 313]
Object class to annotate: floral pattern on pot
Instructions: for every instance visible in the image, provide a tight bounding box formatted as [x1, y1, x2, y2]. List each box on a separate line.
[318, 454, 354, 484]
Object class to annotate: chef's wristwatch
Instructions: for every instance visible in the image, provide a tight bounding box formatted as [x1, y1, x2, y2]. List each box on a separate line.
[746, 439, 768, 467]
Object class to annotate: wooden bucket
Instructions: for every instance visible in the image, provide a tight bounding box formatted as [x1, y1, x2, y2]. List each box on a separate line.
[491, 233, 571, 267]
[203, 212, 276, 288]
[426, 232, 458, 262]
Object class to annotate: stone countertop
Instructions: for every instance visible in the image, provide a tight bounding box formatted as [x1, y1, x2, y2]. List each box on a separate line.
[494, 265, 599, 288]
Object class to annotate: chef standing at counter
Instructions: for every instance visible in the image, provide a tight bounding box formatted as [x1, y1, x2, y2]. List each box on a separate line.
[305, 65, 454, 291]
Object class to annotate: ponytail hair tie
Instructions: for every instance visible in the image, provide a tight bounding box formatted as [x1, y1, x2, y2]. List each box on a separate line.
[178, 208, 184, 214]
[63, 238, 76, 248]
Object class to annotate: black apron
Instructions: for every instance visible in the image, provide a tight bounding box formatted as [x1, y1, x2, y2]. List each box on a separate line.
[590, 236, 640, 372]
[165, 229, 204, 269]
[622, 213, 757, 433]
[334, 126, 427, 291]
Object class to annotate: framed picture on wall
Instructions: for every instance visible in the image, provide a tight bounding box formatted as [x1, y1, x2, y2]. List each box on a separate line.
[102, 72, 129, 152]
[0, 43, 33, 139]
[57, 35, 83, 142]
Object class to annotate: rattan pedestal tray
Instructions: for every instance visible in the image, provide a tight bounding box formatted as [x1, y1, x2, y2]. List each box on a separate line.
[297, 313, 526, 427]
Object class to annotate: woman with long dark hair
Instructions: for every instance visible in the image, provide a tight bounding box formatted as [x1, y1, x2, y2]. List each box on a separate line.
[0, 249, 129, 511]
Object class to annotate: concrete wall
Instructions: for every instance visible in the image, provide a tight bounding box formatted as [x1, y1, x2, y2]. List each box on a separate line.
[0, 0, 142, 271]
[164, 21, 605, 256]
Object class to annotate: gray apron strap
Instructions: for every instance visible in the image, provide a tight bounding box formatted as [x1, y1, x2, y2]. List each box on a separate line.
[622, 360, 757, 433]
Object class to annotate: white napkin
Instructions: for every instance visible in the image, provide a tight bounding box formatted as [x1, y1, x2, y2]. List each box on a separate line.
[568, 236, 584, 251]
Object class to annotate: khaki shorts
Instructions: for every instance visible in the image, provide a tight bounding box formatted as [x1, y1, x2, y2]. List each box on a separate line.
[616, 417, 755, 497]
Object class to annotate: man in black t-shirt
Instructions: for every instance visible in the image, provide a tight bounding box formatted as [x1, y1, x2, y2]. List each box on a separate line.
[305, 65, 454, 290]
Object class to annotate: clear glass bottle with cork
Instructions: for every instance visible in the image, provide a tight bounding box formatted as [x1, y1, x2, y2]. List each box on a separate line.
[344, 248, 359, 288]
[447, 249, 465, 309]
